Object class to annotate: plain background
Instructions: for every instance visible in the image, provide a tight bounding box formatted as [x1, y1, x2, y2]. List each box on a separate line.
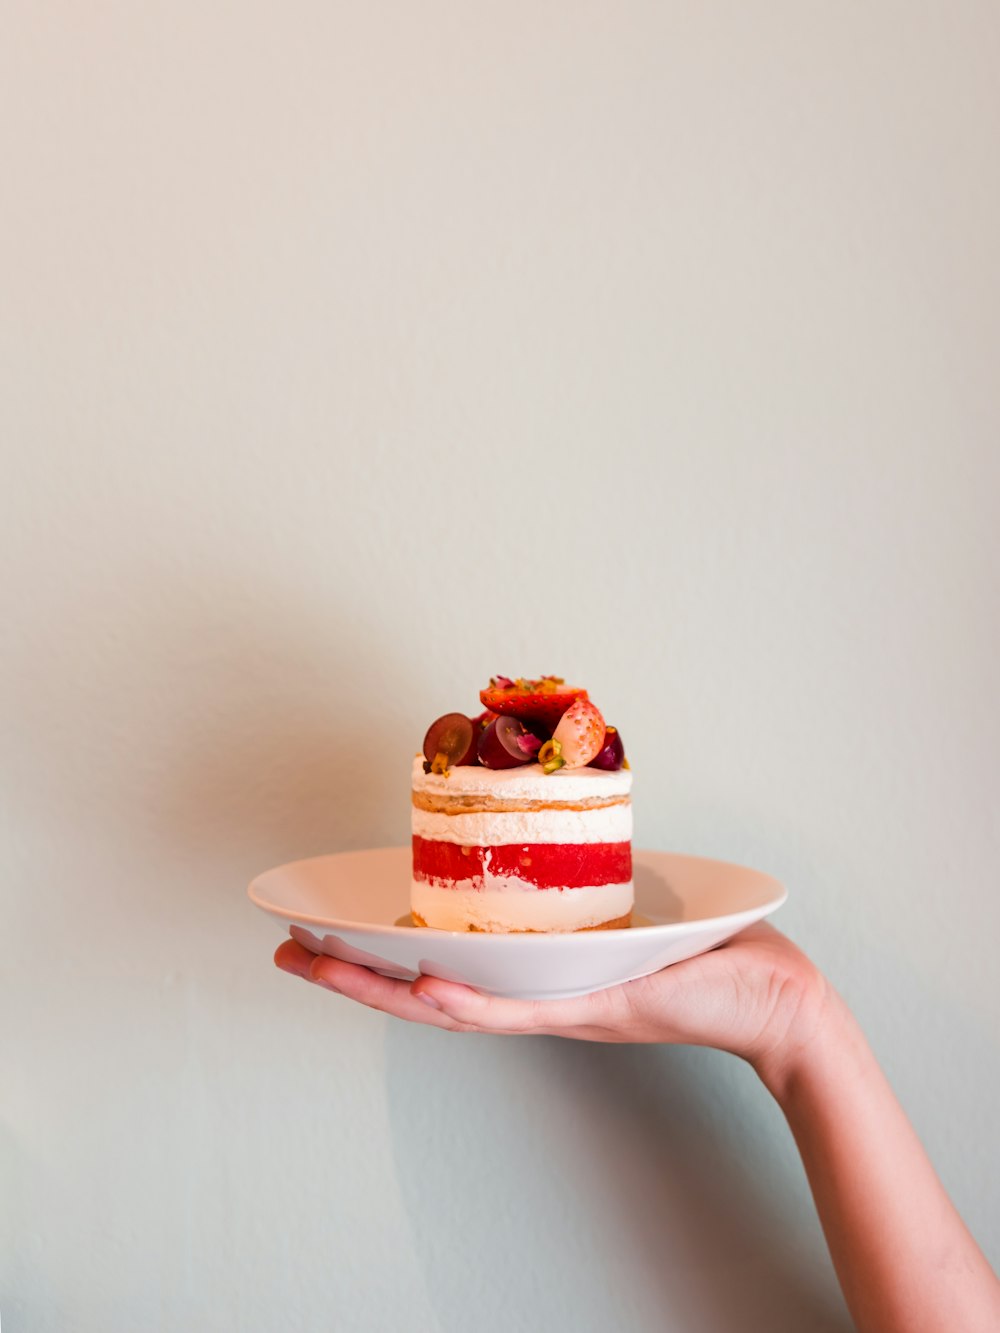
[2, 3, 998, 1330]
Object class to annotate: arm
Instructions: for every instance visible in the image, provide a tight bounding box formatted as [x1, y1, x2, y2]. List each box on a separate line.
[757, 989, 1000, 1333]
[275, 925, 1000, 1332]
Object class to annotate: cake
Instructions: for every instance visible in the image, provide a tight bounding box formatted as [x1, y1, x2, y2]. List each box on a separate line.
[411, 676, 632, 933]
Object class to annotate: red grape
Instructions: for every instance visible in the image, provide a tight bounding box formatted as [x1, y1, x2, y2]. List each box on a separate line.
[588, 725, 626, 770]
[423, 713, 475, 773]
[457, 732, 480, 765]
[477, 715, 538, 769]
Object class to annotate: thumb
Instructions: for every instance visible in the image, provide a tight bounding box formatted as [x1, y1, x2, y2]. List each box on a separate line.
[409, 975, 593, 1034]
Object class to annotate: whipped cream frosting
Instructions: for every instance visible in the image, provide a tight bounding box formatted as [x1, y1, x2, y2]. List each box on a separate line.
[411, 755, 632, 803]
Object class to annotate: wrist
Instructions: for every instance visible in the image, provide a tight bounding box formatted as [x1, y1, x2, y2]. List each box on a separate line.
[748, 961, 841, 1101]
[753, 978, 867, 1107]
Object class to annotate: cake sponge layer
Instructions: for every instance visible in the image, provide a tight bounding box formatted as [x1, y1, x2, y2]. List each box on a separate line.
[412, 801, 632, 846]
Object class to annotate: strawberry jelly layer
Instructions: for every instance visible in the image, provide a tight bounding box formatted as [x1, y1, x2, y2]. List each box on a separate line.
[412, 836, 631, 890]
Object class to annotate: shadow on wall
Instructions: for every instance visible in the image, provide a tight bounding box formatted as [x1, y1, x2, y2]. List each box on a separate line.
[382, 1025, 852, 1333]
[156, 598, 403, 885]
[4, 563, 410, 920]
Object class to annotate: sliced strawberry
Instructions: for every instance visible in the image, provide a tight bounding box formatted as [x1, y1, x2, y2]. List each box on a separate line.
[480, 677, 587, 729]
[539, 698, 606, 771]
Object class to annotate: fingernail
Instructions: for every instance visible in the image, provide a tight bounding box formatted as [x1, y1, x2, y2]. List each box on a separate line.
[416, 993, 441, 1010]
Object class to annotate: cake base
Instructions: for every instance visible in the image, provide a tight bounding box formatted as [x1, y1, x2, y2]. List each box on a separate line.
[411, 910, 632, 933]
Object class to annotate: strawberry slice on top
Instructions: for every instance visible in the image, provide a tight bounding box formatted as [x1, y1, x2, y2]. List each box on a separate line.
[479, 675, 588, 730]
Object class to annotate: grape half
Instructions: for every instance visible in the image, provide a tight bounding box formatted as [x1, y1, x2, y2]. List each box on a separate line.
[478, 715, 537, 769]
[588, 725, 626, 770]
[423, 713, 475, 771]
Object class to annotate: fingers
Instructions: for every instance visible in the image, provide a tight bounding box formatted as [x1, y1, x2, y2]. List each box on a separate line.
[314, 957, 483, 1031]
[274, 939, 646, 1040]
[407, 975, 538, 1032]
[273, 939, 315, 978]
[409, 975, 614, 1036]
[276, 944, 470, 1031]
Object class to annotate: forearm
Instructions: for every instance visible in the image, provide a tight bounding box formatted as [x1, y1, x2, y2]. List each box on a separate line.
[757, 990, 1000, 1333]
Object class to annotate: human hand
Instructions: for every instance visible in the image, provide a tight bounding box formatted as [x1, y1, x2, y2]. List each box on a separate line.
[274, 922, 828, 1079]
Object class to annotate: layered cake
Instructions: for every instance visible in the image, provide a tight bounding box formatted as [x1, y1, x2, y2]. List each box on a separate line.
[411, 677, 632, 932]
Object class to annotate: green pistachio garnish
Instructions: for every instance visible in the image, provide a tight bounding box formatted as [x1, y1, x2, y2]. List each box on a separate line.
[538, 738, 565, 774]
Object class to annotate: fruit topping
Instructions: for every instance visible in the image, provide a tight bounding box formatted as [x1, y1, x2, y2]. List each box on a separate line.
[515, 730, 543, 758]
[480, 676, 588, 729]
[457, 731, 480, 766]
[537, 738, 564, 774]
[422, 713, 475, 776]
[418, 682, 627, 779]
[540, 698, 606, 772]
[588, 724, 626, 771]
[478, 715, 541, 770]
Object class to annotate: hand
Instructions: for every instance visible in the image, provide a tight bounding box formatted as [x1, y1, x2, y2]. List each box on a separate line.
[276, 928, 1000, 1330]
[274, 922, 828, 1076]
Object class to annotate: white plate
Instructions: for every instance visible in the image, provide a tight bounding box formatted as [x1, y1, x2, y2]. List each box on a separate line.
[249, 847, 787, 1000]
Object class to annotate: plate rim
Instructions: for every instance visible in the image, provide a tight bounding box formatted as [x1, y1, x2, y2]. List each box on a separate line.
[248, 846, 788, 942]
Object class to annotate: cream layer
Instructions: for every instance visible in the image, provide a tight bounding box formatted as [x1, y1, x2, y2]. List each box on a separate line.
[411, 803, 632, 846]
[411, 879, 634, 933]
[412, 755, 632, 803]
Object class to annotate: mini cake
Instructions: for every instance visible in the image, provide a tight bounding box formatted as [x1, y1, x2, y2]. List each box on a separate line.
[411, 676, 632, 933]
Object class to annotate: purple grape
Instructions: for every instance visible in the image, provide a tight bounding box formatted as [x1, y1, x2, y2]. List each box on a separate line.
[478, 715, 538, 769]
[423, 713, 475, 772]
[588, 725, 626, 770]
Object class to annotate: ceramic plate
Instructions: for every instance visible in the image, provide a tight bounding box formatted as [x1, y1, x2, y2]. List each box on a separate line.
[248, 847, 787, 1000]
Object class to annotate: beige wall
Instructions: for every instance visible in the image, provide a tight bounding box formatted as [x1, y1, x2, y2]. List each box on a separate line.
[2, 4, 998, 1330]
